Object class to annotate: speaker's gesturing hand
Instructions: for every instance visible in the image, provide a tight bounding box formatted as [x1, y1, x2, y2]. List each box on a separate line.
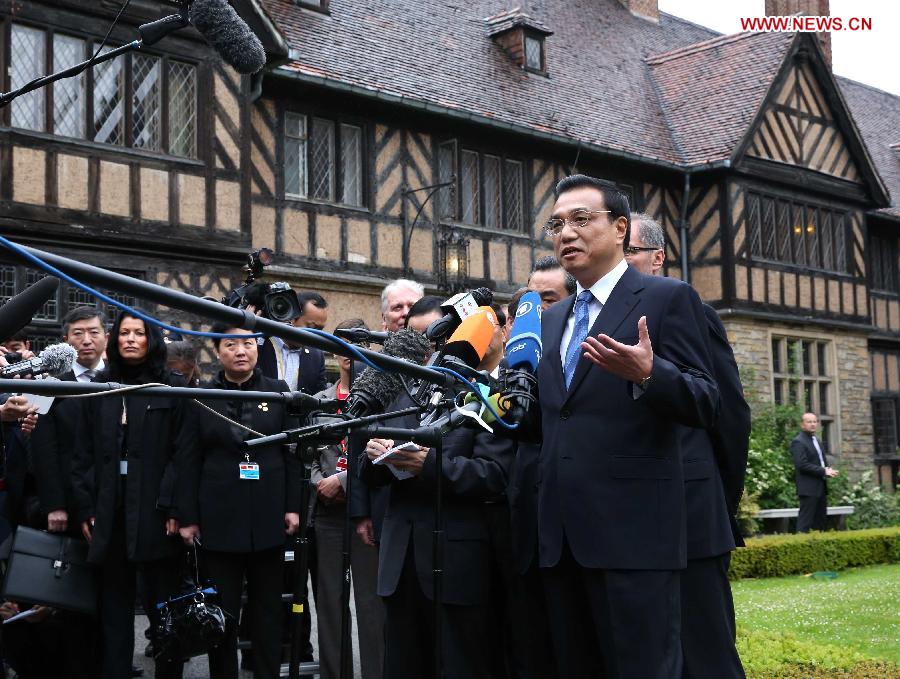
[581, 316, 653, 385]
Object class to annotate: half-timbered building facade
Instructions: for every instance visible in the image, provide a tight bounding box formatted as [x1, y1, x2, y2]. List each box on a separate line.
[0, 0, 898, 484]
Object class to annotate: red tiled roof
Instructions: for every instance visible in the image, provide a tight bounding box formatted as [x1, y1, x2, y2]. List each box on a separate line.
[839, 77, 900, 216]
[646, 31, 795, 166]
[256, 0, 717, 167]
[253, 0, 899, 211]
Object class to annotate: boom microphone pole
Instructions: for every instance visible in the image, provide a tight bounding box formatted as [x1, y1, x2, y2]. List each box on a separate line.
[4, 242, 452, 388]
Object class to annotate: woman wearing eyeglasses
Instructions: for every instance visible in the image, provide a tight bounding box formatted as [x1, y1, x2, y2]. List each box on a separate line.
[178, 323, 301, 679]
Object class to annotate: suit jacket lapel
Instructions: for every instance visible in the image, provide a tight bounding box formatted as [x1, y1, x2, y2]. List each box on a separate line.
[564, 267, 644, 403]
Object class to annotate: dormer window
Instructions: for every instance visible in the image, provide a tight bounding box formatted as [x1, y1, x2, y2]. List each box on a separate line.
[486, 8, 552, 74]
[524, 33, 544, 72]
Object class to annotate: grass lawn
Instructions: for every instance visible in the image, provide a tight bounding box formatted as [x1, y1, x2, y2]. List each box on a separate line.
[733, 563, 900, 668]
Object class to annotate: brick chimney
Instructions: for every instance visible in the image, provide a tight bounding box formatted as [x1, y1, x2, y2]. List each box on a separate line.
[765, 0, 832, 67]
[617, 0, 659, 22]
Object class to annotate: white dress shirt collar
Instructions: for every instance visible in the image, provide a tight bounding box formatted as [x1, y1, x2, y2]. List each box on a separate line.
[574, 258, 629, 306]
[73, 358, 104, 382]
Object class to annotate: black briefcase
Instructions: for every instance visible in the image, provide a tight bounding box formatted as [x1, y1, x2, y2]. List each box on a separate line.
[1, 526, 98, 615]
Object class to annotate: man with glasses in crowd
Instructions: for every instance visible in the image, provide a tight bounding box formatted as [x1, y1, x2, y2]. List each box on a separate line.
[532, 175, 719, 678]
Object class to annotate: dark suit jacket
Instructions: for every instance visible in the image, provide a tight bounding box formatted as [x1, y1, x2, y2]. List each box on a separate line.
[537, 266, 719, 571]
[682, 305, 751, 558]
[179, 370, 302, 553]
[30, 370, 82, 519]
[359, 393, 515, 606]
[507, 441, 541, 574]
[791, 432, 828, 498]
[257, 337, 328, 395]
[71, 370, 196, 564]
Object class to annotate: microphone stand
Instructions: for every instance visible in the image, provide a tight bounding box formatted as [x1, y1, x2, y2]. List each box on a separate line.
[288, 440, 314, 679]
[0, 13, 188, 108]
[338, 362, 356, 679]
[5, 242, 453, 388]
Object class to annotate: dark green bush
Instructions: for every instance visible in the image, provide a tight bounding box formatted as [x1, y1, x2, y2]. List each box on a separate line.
[729, 527, 900, 579]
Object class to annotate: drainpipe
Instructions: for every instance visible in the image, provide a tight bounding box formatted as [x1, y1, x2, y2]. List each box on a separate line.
[678, 172, 691, 284]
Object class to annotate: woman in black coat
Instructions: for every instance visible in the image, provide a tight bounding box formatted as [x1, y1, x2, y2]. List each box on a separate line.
[178, 324, 302, 679]
[72, 310, 196, 679]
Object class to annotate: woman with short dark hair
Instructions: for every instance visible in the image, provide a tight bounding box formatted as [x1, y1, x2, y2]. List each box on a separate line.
[178, 323, 301, 679]
[72, 310, 195, 679]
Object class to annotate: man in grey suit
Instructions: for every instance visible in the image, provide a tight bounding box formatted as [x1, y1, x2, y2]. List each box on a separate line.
[791, 412, 838, 532]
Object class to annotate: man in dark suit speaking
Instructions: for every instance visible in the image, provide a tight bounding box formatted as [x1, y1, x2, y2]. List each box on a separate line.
[534, 175, 719, 679]
[791, 412, 838, 532]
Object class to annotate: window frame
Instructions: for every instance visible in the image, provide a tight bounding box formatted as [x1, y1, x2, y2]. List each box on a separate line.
[523, 31, 547, 74]
[437, 140, 528, 234]
[870, 230, 899, 294]
[770, 332, 839, 452]
[3, 21, 199, 159]
[746, 190, 850, 274]
[283, 110, 368, 209]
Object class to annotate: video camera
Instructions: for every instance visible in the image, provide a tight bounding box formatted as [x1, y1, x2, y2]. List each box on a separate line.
[220, 248, 301, 323]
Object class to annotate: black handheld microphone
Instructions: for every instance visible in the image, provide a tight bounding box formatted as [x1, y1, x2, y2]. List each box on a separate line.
[0, 277, 59, 343]
[333, 328, 390, 345]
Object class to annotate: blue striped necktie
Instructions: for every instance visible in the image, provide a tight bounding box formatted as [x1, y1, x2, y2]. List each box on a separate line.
[563, 290, 595, 389]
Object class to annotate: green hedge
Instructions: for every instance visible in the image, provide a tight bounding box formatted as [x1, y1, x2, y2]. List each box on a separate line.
[738, 627, 900, 678]
[729, 527, 900, 580]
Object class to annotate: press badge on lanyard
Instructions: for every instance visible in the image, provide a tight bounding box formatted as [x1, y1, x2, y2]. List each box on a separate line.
[239, 454, 260, 481]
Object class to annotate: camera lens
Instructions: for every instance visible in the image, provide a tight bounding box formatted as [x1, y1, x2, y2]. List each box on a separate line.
[265, 290, 300, 323]
[269, 296, 290, 318]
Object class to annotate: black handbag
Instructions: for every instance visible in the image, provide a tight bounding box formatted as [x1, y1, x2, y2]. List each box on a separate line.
[1, 526, 97, 615]
[154, 543, 227, 662]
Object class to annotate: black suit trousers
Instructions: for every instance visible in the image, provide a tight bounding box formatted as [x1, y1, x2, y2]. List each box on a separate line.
[484, 502, 557, 679]
[681, 553, 744, 679]
[202, 547, 284, 679]
[383, 545, 492, 679]
[99, 514, 184, 679]
[797, 494, 827, 533]
[541, 541, 682, 679]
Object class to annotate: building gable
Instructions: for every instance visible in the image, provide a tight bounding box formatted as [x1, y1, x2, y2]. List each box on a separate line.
[736, 34, 888, 205]
[746, 60, 861, 182]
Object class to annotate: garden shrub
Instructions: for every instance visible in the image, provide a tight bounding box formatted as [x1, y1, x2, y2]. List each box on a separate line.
[729, 527, 900, 579]
[828, 471, 900, 529]
[738, 626, 900, 678]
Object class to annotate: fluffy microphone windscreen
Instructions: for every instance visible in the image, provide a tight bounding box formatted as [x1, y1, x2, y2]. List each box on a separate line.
[190, 0, 266, 74]
[38, 343, 78, 377]
[349, 329, 432, 415]
[0, 276, 59, 343]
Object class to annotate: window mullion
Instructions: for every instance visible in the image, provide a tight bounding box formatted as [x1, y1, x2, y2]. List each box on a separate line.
[124, 52, 133, 148]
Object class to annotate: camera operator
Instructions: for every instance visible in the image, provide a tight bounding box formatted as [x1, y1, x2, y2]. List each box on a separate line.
[257, 291, 328, 395]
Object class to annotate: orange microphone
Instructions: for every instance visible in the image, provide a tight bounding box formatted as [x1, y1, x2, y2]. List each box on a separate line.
[441, 306, 498, 369]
